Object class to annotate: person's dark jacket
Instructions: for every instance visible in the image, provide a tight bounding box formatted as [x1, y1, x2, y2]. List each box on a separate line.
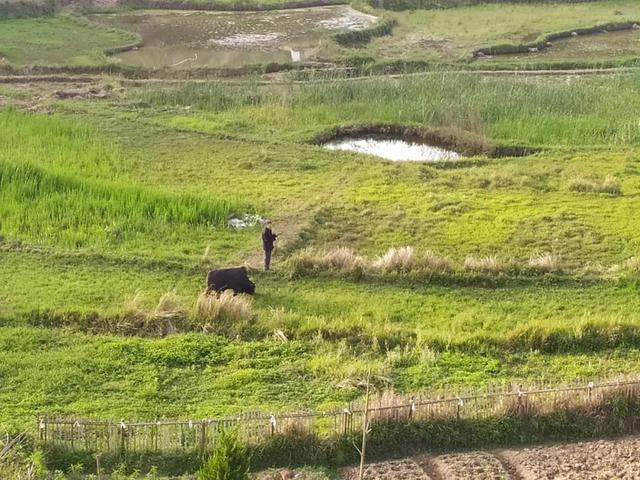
[262, 228, 277, 251]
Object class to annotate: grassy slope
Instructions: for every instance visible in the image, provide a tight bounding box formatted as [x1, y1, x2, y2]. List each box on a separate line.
[3, 248, 640, 429]
[3, 71, 640, 431]
[105, 74, 640, 266]
[0, 16, 135, 66]
[360, 0, 640, 62]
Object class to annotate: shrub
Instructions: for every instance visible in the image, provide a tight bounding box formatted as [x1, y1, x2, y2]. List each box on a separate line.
[528, 252, 561, 272]
[197, 430, 250, 480]
[463, 255, 508, 273]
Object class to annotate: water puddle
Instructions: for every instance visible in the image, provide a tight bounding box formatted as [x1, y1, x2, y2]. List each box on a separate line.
[90, 6, 377, 68]
[323, 137, 461, 162]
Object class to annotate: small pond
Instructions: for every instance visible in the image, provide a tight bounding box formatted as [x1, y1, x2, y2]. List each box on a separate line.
[323, 137, 461, 162]
[90, 6, 377, 68]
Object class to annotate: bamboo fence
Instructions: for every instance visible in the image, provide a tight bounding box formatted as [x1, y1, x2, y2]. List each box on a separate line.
[38, 378, 640, 455]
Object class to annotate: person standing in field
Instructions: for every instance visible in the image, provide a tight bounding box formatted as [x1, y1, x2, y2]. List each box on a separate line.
[262, 220, 278, 271]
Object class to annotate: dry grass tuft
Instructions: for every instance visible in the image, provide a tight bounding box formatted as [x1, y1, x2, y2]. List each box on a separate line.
[154, 290, 184, 320]
[528, 252, 561, 272]
[321, 247, 366, 273]
[420, 250, 453, 273]
[148, 290, 186, 335]
[372, 246, 416, 272]
[625, 257, 640, 273]
[196, 290, 253, 329]
[288, 247, 365, 275]
[123, 290, 147, 323]
[463, 255, 507, 273]
[568, 175, 622, 195]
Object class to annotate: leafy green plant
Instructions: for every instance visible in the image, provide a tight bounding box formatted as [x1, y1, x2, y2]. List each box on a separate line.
[197, 430, 250, 480]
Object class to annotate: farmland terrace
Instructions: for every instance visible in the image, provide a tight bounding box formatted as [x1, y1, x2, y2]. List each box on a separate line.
[3, 0, 640, 478]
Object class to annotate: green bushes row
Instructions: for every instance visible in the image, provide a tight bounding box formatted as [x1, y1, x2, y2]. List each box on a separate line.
[370, 0, 600, 12]
[474, 21, 640, 57]
[0, 0, 54, 19]
[333, 19, 397, 47]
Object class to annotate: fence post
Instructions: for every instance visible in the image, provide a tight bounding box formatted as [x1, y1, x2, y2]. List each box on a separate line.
[270, 415, 277, 436]
[119, 420, 126, 453]
[38, 417, 46, 442]
[200, 420, 207, 457]
[456, 397, 463, 421]
[343, 409, 352, 435]
[588, 381, 594, 401]
[517, 386, 523, 415]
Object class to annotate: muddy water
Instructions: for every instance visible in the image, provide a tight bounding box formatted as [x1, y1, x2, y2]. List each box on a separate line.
[324, 137, 461, 161]
[90, 6, 377, 68]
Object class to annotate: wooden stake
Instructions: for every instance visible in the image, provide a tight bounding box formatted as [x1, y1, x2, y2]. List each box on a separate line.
[95, 453, 101, 480]
[358, 370, 371, 480]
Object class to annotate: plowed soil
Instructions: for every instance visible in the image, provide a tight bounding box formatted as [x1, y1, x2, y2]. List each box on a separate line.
[343, 436, 640, 480]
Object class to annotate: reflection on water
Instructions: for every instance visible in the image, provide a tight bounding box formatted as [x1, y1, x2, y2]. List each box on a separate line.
[90, 6, 377, 68]
[324, 137, 461, 161]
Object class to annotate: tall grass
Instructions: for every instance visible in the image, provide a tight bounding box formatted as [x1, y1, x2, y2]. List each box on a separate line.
[0, 160, 236, 247]
[137, 72, 640, 146]
[0, 110, 239, 249]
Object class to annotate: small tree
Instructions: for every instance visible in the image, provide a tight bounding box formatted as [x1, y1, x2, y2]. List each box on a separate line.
[197, 430, 250, 480]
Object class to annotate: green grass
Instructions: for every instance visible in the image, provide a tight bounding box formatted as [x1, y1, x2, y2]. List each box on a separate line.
[0, 110, 249, 259]
[4, 64, 640, 471]
[4, 254, 640, 431]
[134, 73, 640, 147]
[362, 0, 640, 63]
[0, 16, 136, 66]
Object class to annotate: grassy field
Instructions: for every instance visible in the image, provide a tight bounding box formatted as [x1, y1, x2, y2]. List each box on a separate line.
[0, 16, 136, 66]
[2, 68, 640, 447]
[362, 0, 640, 62]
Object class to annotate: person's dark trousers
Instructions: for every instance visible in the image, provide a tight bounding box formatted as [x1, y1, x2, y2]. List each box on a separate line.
[264, 248, 273, 271]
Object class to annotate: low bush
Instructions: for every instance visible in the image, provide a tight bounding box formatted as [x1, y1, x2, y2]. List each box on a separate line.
[197, 430, 249, 480]
[333, 19, 397, 47]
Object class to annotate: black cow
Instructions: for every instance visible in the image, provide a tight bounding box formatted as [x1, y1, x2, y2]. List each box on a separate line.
[206, 267, 255, 295]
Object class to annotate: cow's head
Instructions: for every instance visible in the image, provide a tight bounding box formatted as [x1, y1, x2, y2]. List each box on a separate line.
[246, 281, 256, 295]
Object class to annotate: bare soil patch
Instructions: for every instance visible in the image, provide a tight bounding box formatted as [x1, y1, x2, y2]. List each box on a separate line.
[342, 436, 640, 480]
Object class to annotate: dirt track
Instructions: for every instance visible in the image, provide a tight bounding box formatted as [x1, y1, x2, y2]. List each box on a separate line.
[343, 436, 640, 480]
